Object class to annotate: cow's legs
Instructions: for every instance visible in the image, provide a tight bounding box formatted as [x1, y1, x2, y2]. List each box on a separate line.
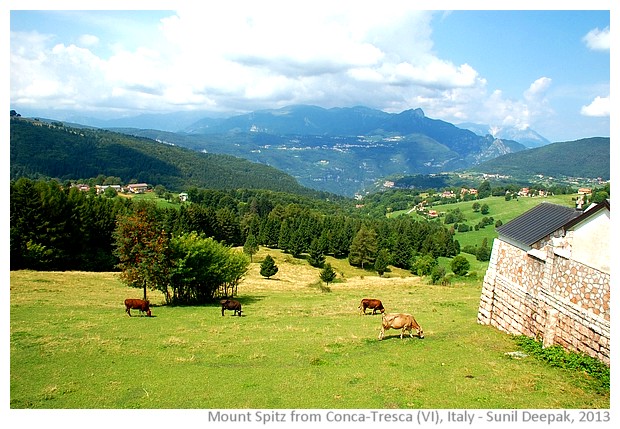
[126, 308, 132, 317]
[378, 327, 385, 340]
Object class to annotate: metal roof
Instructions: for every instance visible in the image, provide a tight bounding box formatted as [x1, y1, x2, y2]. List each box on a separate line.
[496, 202, 580, 246]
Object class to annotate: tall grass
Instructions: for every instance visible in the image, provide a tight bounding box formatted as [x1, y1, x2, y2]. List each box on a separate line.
[10, 252, 609, 409]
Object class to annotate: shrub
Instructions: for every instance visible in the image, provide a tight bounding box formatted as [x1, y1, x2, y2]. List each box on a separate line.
[450, 255, 470, 276]
[430, 265, 446, 284]
[410, 254, 437, 276]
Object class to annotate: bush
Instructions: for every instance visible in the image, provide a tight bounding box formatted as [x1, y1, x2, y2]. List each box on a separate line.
[168, 232, 250, 303]
[450, 255, 470, 276]
[430, 265, 446, 284]
[457, 223, 470, 233]
[410, 254, 438, 276]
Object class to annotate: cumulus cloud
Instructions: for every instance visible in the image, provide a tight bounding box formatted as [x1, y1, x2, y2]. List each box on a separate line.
[524, 77, 552, 101]
[11, 6, 490, 116]
[11, 32, 107, 108]
[581, 96, 610, 117]
[582, 27, 610, 51]
[12, 6, 604, 142]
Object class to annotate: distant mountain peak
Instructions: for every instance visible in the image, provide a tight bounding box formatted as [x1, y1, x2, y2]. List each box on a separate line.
[458, 121, 550, 148]
[404, 107, 425, 118]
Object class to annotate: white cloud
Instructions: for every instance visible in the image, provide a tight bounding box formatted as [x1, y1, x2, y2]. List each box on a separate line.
[582, 27, 610, 51]
[11, 7, 488, 116]
[78, 34, 99, 47]
[581, 96, 610, 117]
[10, 7, 607, 142]
[524, 77, 552, 101]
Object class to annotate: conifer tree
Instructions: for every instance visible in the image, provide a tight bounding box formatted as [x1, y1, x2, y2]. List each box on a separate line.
[348, 226, 378, 269]
[308, 238, 326, 268]
[319, 263, 337, 287]
[374, 248, 390, 276]
[260, 254, 279, 279]
[243, 233, 259, 262]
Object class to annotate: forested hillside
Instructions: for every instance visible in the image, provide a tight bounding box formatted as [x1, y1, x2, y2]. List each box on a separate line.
[11, 178, 460, 276]
[469, 137, 610, 180]
[10, 118, 313, 196]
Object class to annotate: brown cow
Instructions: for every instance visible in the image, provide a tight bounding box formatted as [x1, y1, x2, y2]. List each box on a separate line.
[378, 313, 424, 340]
[358, 298, 385, 315]
[220, 299, 242, 316]
[124, 298, 151, 317]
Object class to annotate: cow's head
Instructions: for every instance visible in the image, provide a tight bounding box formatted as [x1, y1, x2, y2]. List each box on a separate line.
[416, 326, 424, 339]
[147, 309, 152, 317]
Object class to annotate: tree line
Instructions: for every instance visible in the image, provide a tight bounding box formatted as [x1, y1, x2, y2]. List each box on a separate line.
[11, 178, 461, 295]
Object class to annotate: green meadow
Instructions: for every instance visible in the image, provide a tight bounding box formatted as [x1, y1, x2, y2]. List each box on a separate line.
[393, 194, 578, 248]
[10, 247, 608, 409]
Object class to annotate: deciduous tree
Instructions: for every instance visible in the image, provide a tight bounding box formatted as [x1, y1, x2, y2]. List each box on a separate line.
[113, 203, 170, 300]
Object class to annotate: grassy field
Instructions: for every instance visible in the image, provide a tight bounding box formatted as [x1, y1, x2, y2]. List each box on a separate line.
[392, 194, 578, 248]
[10, 247, 609, 409]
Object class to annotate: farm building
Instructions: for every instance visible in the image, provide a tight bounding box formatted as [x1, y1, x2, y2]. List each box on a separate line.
[126, 183, 149, 193]
[477, 200, 610, 364]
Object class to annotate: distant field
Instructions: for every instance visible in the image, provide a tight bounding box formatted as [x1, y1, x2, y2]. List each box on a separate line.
[119, 190, 181, 209]
[392, 194, 578, 248]
[10, 247, 608, 409]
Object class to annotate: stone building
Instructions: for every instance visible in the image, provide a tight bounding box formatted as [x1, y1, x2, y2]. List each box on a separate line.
[477, 200, 610, 364]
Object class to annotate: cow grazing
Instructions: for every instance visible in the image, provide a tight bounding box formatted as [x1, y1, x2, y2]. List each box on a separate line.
[378, 313, 424, 340]
[220, 299, 242, 316]
[358, 298, 385, 315]
[124, 298, 151, 317]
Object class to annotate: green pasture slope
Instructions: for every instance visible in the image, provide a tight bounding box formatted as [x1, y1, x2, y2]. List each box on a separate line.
[392, 194, 578, 249]
[10, 256, 608, 409]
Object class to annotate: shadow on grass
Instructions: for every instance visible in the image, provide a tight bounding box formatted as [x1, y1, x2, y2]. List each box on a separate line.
[375, 335, 425, 341]
[159, 295, 267, 308]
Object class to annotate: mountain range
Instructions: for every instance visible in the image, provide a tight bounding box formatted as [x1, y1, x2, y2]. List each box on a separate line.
[13, 105, 608, 197]
[106, 105, 528, 195]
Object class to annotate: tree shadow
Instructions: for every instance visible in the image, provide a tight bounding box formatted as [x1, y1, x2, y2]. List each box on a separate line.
[160, 294, 267, 309]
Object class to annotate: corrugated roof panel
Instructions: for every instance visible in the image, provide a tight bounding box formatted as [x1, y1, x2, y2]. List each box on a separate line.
[496, 202, 579, 246]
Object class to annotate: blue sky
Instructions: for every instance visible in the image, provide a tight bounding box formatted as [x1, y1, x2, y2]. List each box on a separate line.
[7, 2, 613, 142]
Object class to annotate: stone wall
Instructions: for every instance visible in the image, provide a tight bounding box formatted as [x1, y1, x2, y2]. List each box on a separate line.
[478, 239, 610, 365]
